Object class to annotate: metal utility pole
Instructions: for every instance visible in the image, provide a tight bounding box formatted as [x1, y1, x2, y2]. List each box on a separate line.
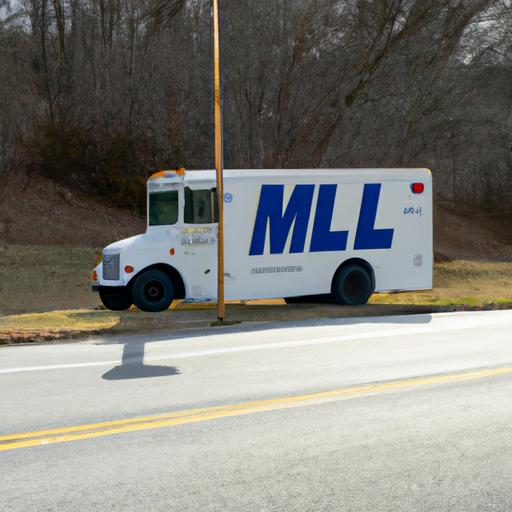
[213, 0, 225, 322]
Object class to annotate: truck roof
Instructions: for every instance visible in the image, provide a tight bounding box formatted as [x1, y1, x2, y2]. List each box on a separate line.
[148, 168, 431, 187]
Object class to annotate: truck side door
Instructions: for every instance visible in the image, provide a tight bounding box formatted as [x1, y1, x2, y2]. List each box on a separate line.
[180, 187, 218, 299]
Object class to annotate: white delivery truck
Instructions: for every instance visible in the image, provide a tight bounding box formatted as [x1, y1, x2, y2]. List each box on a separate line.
[91, 168, 432, 312]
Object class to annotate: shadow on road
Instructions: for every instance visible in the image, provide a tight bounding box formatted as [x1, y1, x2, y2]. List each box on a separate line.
[102, 340, 180, 380]
[95, 309, 443, 379]
[95, 308, 436, 349]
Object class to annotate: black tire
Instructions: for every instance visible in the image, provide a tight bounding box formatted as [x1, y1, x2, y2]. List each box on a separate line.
[99, 287, 133, 311]
[331, 264, 374, 306]
[132, 269, 174, 312]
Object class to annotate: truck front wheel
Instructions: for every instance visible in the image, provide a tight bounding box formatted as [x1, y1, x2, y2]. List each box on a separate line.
[99, 287, 133, 311]
[132, 269, 174, 312]
[332, 264, 374, 306]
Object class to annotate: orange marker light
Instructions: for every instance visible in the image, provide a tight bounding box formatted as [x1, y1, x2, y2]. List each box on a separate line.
[91, 271, 98, 282]
[149, 168, 186, 180]
[149, 170, 167, 180]
[170, 248, 175, 256]
[125, 265, 134, 274]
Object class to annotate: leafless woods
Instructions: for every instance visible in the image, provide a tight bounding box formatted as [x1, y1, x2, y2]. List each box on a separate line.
[0, 0, 511, 210]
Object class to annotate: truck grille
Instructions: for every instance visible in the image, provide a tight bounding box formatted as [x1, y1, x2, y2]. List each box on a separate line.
[103, 254, 120, 281]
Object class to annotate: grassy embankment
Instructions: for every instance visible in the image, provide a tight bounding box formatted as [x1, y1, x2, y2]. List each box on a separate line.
[370, 260, 512, 307]
[1, 245, 511, 343]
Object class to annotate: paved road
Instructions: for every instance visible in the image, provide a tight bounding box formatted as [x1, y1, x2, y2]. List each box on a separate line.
[1, 310, 512, 511]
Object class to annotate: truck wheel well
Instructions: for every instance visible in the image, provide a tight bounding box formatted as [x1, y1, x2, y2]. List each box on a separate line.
[130, 264, 186, 300]
[331, 258, 375, 293]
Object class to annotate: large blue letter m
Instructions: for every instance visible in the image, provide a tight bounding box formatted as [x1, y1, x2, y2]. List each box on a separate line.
[249, 185, 314, 256]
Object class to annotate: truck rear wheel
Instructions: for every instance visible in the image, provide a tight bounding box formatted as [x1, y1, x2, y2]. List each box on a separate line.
[332, 264, 374, 306]
[99, 287, 133, 311]
[132, 269, 174, 313]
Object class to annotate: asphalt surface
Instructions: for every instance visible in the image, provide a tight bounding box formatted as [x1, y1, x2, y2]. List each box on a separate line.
[1, 310, 512, 511]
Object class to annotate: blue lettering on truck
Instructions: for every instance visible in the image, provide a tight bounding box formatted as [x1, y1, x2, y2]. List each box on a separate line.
[310, 185, 349, 252]
[249, 184, 314, 255]
[354, 184, 394, 250]
[249, 183, 394, 256]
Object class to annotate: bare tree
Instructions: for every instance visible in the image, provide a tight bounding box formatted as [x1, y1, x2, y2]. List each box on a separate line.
[0, 0, 511, 210]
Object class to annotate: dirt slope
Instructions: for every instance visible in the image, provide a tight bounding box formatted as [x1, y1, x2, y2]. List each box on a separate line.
[434, 202, 512, 262]
[1, 173, 511, 262]
[0, 173, 145, 247]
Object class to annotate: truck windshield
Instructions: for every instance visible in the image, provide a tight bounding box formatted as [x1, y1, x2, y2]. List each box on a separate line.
[149, 191, 179, 226]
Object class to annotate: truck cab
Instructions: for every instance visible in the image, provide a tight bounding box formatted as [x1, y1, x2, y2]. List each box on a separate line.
[92, 169, 219, 312]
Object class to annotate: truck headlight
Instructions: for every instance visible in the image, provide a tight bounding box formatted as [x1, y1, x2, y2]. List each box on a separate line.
[102, 254, 120, 281]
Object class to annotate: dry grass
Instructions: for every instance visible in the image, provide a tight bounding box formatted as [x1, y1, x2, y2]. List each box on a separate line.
[371, 260, 512, 306]
[2, 244, 511, 316]
[0, 309, 119, 331]
[0, 309, 120, 343]
[0, 245, 102, 315]
[1, 245, 511, 344]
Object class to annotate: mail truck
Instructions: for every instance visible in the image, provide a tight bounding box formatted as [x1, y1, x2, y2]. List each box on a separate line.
[91, 168, 432, 311]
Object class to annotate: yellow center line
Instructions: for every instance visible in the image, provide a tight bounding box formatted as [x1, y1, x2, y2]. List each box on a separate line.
[0, 405, 234, 442]
[2, 365, 512, 452]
